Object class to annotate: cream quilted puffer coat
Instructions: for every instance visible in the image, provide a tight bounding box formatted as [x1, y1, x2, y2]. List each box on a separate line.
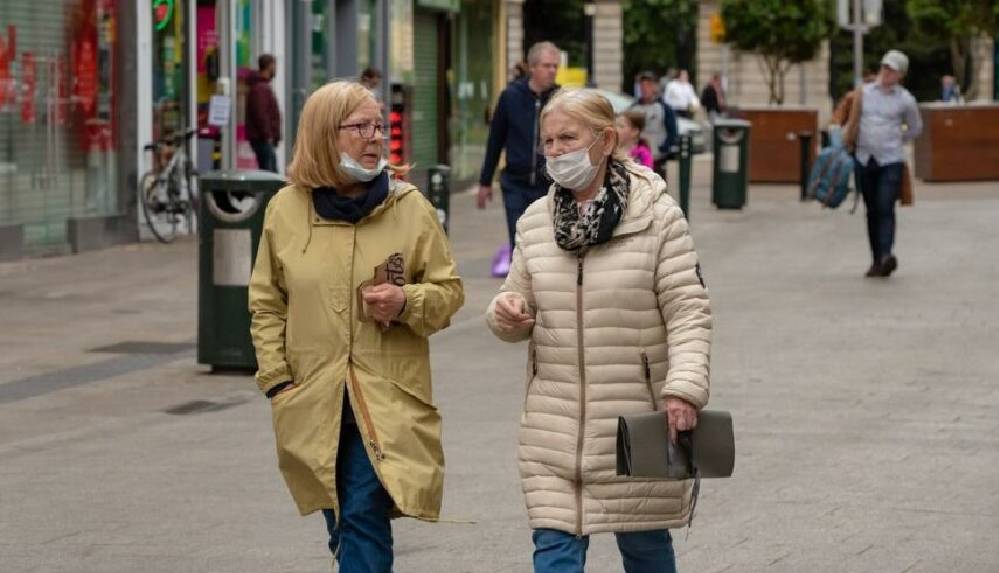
[486, 163, 711, 535]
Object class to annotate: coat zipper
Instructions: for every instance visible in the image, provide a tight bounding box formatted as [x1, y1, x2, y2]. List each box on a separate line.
[346, 225, 384, 462]
[348, 363, 384, 461]
[574, 251, 586, 535]
[530, 98, 541, 187]
[641, 350, 658, 410]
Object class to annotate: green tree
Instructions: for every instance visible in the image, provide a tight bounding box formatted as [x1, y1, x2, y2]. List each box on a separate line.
[906, 0, 998, 100]
[622, 0, 698, 91]
[720, 0, 829, 104]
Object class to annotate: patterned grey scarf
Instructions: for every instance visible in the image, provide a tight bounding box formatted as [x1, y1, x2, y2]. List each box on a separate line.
[553, 160, 630, 252]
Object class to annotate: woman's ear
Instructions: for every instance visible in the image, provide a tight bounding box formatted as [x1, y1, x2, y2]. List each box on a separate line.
[602, 126, 618, 156]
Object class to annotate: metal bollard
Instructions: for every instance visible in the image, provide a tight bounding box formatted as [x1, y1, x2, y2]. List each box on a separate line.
[426, 165, 451, 234]
[678, 134, 693, 219]
[798, 131, 814, 201]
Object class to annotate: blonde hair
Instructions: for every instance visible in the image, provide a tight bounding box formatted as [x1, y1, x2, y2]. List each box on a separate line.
[287, 81, 407, 189]
[541, 88, 628, 162]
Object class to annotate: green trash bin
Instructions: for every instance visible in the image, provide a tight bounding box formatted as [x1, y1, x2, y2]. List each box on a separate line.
[712, 119, 751, 210]
[197, 170, 286, 371]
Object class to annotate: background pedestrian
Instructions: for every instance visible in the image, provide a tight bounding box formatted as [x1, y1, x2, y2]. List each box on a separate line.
[478, 41, 561, 271]
[245, 54, 281, 172]
[615, 110, 653, 168]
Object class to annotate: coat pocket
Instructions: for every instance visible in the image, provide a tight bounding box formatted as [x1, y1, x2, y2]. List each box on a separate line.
[524, 339, 537, 407]
[641, 349, 658, 410]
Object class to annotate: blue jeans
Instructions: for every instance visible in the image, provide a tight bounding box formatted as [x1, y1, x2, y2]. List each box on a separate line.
[250, 140, 277, 173]
[855, 158, 903, 262]
[500, 171, 548, 252]
[322, 420, 394, 573]
[532, 528, 677, 573]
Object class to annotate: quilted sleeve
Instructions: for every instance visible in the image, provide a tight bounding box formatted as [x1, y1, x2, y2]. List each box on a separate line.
[654, 203, 712, 409]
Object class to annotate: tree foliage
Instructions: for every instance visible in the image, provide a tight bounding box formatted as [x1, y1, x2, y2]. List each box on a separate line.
[720, 0, 829, 104]
[906, 0, 998, 99]
[622, 0, 698, 91]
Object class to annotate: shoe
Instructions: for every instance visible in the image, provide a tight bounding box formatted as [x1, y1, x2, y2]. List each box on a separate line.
[879, 255, 898, 277]
[864, 263, 881, 278]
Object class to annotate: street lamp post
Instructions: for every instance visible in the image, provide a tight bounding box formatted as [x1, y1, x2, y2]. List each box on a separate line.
[584, 2, 596, 87]
[839, 0, 883, 87]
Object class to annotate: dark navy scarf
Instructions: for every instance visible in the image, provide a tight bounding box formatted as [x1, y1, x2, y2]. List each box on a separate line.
[312, 171, 389, 223]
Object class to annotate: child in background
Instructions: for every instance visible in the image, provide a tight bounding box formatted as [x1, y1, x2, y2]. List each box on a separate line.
[616, 111, 653, 169]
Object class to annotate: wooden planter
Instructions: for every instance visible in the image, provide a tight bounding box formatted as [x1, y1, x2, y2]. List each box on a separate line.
[731, 106, 819, 184]
[915, 104, 999, 182]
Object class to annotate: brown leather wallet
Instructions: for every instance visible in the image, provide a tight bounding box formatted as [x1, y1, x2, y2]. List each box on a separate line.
[356, 252, 406, 324]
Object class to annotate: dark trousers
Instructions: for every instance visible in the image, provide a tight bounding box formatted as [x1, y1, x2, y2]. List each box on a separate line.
[322, 419, 394, 572]
[855, 158, 903, 262]
[250, 140, 277, 173]
[500, 171, 548, 250]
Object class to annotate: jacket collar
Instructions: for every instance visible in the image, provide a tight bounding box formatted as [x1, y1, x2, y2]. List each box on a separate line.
[544, 163, 658, 239]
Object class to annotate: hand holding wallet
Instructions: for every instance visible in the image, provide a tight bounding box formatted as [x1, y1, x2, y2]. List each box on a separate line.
[357, 253, 407, 328]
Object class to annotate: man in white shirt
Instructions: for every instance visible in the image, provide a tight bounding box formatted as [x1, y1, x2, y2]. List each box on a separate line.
[855, 50, 923, 278]
[663, 70, 699, 118]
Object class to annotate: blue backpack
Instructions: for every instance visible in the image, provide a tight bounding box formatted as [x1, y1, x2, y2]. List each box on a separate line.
[808, 129, 858, 211]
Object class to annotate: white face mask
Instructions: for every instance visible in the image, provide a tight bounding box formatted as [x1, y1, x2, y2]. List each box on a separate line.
[341, 153, 387, 183]
[546, 136, 603, 190]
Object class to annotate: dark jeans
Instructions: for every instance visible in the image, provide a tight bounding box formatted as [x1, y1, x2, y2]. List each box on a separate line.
[500, 171, 549, 251]
[322, 419, 394, 573]
[532, 528, 677, 573]
[855, 158, 903, 262]
[250, 140, 277, 173]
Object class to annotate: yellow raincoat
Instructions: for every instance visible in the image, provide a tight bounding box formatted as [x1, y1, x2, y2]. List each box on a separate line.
[249, 178, 464, 519]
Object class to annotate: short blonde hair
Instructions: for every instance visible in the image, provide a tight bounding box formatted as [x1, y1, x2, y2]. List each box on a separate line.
[541, 88, 628, 162]
[287, 81, 406, 189]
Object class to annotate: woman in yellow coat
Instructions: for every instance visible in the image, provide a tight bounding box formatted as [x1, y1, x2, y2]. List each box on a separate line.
[249, 81, 464, 572]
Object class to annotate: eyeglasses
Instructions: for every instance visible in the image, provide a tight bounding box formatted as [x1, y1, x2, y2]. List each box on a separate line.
[339, 122, 386, 139]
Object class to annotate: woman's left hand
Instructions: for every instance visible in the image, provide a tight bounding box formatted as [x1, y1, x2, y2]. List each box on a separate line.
[361, 284, 407, 327]
[664, 397, 698, 444]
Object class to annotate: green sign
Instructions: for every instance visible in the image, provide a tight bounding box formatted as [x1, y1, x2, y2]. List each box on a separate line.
[416, 0, 459, 12]
[154, 0, 175, 31]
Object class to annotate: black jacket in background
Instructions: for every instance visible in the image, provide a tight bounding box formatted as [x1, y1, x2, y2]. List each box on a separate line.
[479, 78, 559, 188]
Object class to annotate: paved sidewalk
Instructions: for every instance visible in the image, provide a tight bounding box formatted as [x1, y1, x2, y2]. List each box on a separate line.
[1, 166, 998, 572]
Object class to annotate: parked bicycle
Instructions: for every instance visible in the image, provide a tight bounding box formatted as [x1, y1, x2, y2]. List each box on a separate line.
[139, 129, 199, 243]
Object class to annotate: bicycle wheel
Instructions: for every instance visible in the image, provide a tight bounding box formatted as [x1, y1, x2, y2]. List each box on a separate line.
[140, 171, 178, 243]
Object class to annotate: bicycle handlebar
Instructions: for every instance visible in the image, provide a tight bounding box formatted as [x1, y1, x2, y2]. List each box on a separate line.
[144, 129, 198, 152]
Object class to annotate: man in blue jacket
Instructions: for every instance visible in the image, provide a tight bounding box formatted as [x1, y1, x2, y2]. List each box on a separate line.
[478, 41, 561, 253]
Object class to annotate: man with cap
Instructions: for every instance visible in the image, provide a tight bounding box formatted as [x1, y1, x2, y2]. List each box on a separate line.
[846, 49, 923, 278]
[630, 71, 679, 176]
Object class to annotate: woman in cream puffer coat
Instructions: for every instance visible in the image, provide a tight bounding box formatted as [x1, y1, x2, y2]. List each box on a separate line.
[486, 88, 711, 573]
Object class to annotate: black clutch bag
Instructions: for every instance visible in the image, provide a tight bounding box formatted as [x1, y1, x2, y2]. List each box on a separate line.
[616, 410, 735, 480]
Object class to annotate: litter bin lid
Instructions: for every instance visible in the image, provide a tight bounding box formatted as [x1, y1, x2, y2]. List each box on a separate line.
[200, 169, 286, 191]
[713, 119, 751, 129]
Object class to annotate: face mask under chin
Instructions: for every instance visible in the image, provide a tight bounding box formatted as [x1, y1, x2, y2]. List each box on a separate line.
[340, 153, 388, 183]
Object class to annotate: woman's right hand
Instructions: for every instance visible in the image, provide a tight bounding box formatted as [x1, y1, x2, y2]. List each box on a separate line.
[494, 292, 535, 332]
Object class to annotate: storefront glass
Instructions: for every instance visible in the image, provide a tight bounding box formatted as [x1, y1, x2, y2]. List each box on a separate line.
[152, 0, 189, 143]
[451, 0, 493, 181]
[0, 0, 118, 251]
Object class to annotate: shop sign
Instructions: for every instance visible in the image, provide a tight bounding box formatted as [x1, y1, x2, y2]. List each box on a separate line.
[154, 0, 176, 32]
[0, 26, 15, 111]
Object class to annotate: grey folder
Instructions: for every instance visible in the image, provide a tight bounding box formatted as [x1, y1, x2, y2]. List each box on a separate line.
[616, 410, 735, 480]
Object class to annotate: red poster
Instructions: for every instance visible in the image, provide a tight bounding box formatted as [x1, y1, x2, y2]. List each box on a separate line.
[0, 26, 14, 110]
[75, 38, 98, 116]
[21, 52, 36, 124]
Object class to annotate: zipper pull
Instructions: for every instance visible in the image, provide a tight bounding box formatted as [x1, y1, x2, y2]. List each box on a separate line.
[576, 254, 584, 286]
